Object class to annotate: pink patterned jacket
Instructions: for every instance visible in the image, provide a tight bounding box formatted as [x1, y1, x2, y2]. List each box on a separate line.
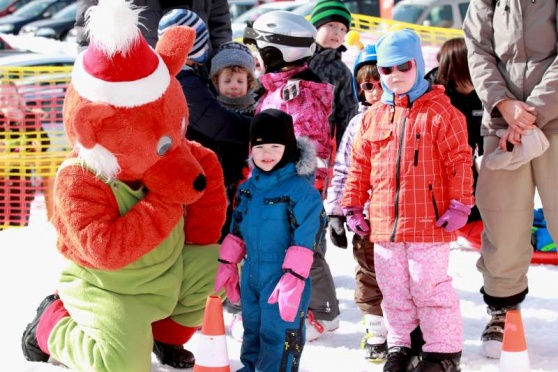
[256, 65, 334, 194]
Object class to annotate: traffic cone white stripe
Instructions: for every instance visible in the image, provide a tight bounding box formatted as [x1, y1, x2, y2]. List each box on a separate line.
[195, 334, 229, 367]
[499, 350, 530, 372]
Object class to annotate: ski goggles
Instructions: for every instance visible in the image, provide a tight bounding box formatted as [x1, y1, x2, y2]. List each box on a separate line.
[378, 60, 414, 75]
[360, 81, 382, 91]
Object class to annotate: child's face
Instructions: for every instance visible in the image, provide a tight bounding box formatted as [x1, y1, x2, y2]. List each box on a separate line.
[0, 85, 23, 109]
[379, 60, 416, 96]
[359, 79, 383, 105]
[316, 21, 348, 49]
[252, 143, 285, 171]
[217, 68, 249, 98]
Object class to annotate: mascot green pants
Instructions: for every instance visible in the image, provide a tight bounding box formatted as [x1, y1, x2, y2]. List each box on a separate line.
[41, 177, 220, 372]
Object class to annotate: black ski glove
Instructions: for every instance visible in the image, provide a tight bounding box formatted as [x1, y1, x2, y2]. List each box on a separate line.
[328, 215, 348, 248]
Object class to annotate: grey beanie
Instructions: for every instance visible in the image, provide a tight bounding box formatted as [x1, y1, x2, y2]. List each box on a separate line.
[210, 41, 255, 79]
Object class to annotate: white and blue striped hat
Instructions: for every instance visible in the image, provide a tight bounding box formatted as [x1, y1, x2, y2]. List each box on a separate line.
[158, 9, 209, 63]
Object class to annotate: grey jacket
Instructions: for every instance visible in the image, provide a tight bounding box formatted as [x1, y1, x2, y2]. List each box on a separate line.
[463, 0, 558, 135]
[75, 0, 231, 56]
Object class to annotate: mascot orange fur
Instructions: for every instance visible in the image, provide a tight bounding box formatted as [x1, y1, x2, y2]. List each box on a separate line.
[20, 0, 226, 370]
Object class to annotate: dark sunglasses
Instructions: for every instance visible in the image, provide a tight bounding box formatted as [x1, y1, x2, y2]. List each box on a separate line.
[379, 60, 414, 75]
[360, 81, 382, 91]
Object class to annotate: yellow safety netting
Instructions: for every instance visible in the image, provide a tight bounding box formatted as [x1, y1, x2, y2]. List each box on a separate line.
[1, 66, 72, 229]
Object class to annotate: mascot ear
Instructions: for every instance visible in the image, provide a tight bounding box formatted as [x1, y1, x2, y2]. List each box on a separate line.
[73, 103, 116, 149]
[156, 26, 195, 76]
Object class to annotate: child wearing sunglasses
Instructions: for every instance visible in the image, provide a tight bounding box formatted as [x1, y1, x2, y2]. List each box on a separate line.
[324, 44, 390, 362]
[342, 29, 474, 372]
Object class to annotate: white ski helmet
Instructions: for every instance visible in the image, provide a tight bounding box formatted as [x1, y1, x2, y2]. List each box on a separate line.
[244, 10, 317, 72]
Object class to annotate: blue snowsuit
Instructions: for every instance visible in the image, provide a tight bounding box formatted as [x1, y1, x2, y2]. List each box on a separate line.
[231, 138, 325, 372]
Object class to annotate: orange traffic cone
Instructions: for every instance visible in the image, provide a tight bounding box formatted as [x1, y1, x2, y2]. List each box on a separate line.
[499, 310, 530, 372]
[193, 295, 231, 372]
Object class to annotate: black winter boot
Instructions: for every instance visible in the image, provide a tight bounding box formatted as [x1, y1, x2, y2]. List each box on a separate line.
[153, 340, 195, 369]
[410, 326, 425, 359]
[412, 351, 461, 372]
[383, 346, 419, 372]
[21, 294, 59, 362]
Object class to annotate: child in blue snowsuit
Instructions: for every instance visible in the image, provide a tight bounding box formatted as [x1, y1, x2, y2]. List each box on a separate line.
[214, 109, 326, 371]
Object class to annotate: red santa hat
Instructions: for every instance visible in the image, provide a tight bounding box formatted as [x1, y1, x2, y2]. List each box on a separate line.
[71, 0, 170, 108]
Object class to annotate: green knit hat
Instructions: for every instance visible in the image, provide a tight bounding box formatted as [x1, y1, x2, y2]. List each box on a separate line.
[310, 0, 352, 30]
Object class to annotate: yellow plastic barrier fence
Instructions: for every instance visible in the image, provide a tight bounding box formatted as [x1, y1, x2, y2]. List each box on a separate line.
[343, 14, 464, 72]
[1, 65, 72, 230]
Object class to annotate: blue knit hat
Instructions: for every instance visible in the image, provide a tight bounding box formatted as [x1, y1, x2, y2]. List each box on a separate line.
[158, 9, 209, 63]
[210, 41, 255, 80]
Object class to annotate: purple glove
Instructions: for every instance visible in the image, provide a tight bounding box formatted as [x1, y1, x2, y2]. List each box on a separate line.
[215, 234, 246, 304]
[435, 200, 472, 232]
[268, 246, 314, 322]
[343, 206, 370, 237]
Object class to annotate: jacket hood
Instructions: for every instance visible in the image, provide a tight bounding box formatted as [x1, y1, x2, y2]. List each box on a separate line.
[376, 29, 429, 105]
[249, 136, 317, 176]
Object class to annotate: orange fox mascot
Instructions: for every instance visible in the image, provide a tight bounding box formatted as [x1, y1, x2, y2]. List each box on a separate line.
[20, 0, 226, 370]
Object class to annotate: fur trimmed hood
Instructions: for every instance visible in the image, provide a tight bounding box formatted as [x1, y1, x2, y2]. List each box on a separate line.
[249, 136, 317, 176]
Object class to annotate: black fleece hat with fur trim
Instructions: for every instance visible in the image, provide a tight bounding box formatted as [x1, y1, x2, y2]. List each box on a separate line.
[250, 109, 299, 171]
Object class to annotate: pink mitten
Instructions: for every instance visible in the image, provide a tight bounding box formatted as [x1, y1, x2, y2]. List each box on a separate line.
[268, 246, 314, 322]
[435, 200, 471, 232]
[215, 234, 246, 304]
[343, 206, 370, 237]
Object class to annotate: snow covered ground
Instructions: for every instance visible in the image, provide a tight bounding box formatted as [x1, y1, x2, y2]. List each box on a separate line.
[1, 195, 557, 371]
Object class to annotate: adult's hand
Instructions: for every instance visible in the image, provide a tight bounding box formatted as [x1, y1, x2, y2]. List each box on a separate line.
[496, 99, 536, 135]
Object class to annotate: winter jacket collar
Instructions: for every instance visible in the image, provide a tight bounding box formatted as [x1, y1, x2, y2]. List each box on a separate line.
[217, 93, 256, 112]
[313, 44, 346, 63]
[259, 65, 309, 91]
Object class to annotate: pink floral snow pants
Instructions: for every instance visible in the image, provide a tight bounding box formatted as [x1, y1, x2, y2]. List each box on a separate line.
[374, 242, 462, 353]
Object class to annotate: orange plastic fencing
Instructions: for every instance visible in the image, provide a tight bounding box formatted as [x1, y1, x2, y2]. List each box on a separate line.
[0, 66, 72, 230]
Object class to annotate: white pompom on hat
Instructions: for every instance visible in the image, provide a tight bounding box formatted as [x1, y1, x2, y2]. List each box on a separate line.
[71, 0, 170, 108]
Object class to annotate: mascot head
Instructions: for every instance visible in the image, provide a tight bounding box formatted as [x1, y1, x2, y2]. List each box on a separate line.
[63, 0, 205, 204]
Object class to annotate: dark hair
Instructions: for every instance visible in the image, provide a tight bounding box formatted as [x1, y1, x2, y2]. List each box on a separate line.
[436, 38, 472, 90]
[355, 64, 380, 102]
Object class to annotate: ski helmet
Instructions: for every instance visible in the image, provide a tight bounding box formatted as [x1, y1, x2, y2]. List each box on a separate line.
[244, 10, 317, 72]
[353, 44, 377, 77]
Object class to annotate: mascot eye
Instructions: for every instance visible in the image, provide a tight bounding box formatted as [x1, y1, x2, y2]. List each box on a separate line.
[157, 136, 173, 156]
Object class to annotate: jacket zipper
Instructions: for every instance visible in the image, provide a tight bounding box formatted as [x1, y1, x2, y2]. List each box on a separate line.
[390, 106, 410, 242]
[429, 183, 440, 221]
[413, 133, 420, 166]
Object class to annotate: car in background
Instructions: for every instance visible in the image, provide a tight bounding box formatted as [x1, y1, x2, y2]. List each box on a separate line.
[229, 0, 257, 21]
[0, 0, 75, 35]
[19, 2, 77, 39]
[392, 0, 470, 29]
[0, 0, 34, 18]
[231, 0, 310, 40]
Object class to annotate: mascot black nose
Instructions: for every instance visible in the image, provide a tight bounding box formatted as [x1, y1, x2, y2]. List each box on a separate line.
[193, 174, 206, 192]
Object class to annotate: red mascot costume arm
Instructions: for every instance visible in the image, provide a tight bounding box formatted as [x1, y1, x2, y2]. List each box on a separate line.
[184, 141, 227, 244]
[53, 164, 183, 270]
